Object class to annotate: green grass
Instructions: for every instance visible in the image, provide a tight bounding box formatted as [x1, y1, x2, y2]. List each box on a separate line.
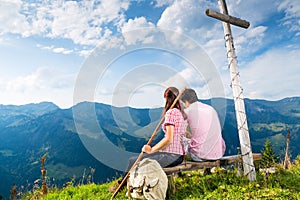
[22, 164, 300, 200]
[171, 167, 300, 199]
[22, 180, 127, 200]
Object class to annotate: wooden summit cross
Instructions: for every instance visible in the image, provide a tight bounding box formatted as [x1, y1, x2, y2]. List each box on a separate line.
[206, 0, 256, 181]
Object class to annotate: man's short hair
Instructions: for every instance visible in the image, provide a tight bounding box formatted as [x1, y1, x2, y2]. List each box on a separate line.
[181, 88, 198, 104]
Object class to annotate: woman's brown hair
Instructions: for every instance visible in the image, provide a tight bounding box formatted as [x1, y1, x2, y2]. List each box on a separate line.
[162, 87, 182, 117]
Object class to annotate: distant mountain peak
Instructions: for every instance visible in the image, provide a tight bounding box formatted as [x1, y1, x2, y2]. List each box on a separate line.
[280, 97, 300, 102]
[0, 101, 59, 117]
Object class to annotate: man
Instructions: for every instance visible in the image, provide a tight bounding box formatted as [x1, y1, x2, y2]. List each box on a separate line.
[181, 88, 226, 161]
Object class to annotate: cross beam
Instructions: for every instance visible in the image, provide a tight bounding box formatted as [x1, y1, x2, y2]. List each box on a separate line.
[206, 9, 250, 29]
[206, 0, 256, 181]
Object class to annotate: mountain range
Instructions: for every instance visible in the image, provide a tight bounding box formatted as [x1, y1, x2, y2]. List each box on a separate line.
[0, 97, 299, 199]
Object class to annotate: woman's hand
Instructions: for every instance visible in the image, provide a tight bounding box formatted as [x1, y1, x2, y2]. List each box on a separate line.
[185, 130, 192, 139]
[142, 125, 174, 154]
[142, 144, 152, 154]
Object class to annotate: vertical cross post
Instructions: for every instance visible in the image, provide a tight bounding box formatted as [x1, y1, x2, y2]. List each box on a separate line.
[206, 0, 256, 181]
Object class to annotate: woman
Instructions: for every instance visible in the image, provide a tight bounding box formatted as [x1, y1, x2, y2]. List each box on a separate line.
[140, 86, 187, 167]
[109, 87, 187, 193]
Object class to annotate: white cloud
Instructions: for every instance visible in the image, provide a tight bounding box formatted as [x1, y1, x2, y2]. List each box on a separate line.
[93, 63, 171, 108]
[157, 0, 209, 33]
[5, 67, 74, 91]
[0, 1, 129, 46]
[200, 24, 269, 76]
[93, 0, 129, 24]
[0, 34, 8, 45]
[122, 17, 155, 32]
[0, 0, 31, 37]
[234, 26, 268, 57]
[278, 0, 300, 35]
[278, 0, 300, 19]
[228, 1, 281, 27]
[48, 2, 89, 38]
[241, 48, 300, 100]
[78, 49, 94, 57]
[37, 44, 73, 54]
[45, 1, 118, 46]
[246, 26, 268, 38]
[154, 0, 175, 7]
[161, 68, 192, 89]
[121, 17, 156, 45]
[0, 67, 76, 108]
[52, 47, 73, 54]
[120, 84, 165, 108]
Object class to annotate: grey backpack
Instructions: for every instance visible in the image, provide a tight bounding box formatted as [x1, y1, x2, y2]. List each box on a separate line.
[127, 158, 168, 200]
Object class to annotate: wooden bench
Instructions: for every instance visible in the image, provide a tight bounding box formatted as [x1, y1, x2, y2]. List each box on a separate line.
[163, 153, 262, 196]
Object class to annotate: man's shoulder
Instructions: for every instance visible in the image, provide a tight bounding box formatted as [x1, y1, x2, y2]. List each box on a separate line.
[198, 101, 215, 110]
[188, 102, 216, 114]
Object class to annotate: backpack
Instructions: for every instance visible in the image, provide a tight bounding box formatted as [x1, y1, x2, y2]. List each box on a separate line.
[127, 158, 168, 200]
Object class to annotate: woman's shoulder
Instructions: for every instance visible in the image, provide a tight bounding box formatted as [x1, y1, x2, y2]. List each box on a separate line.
[166, 108, 181, 115]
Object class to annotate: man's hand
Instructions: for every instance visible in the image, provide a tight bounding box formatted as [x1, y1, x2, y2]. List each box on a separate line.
[142, 145, 152, 154]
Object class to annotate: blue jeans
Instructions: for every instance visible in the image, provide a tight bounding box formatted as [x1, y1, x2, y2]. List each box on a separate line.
[187, 150, 203, 162]
[184, 137, 203, 162]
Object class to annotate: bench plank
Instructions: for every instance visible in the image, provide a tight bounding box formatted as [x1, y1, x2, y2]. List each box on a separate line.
[164, 153, 262, 175]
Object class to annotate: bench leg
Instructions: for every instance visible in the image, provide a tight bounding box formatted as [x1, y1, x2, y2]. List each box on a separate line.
[167, 174, 175, 198]
[203, 167, 211, 175]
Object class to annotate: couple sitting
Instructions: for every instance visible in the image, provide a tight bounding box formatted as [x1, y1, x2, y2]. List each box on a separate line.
[131, 87, 226, 170]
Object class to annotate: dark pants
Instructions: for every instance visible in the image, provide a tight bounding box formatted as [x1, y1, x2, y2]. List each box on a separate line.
[126, 152, 184, 172]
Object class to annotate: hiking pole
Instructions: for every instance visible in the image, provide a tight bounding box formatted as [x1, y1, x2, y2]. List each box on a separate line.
[110, 87, 187, 200]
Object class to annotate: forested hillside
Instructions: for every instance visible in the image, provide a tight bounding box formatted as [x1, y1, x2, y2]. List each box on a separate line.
[0, 97, 299, 198]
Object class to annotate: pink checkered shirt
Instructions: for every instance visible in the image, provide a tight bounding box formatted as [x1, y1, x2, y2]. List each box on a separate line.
[160, 108, 187, 155]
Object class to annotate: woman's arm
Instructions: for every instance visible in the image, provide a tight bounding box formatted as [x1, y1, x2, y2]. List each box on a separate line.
[142, 125, 174, 154]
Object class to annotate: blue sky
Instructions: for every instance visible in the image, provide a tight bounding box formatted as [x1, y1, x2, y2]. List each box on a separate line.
[0, 0, 299, 108]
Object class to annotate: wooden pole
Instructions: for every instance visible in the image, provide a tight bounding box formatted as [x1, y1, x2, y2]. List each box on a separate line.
[110, 87, 187, 199]
[206, 0, 256, 181]
[283, 130, 291, 169]
[41, 153, 48, 196]
[206, 9, 250, 29]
